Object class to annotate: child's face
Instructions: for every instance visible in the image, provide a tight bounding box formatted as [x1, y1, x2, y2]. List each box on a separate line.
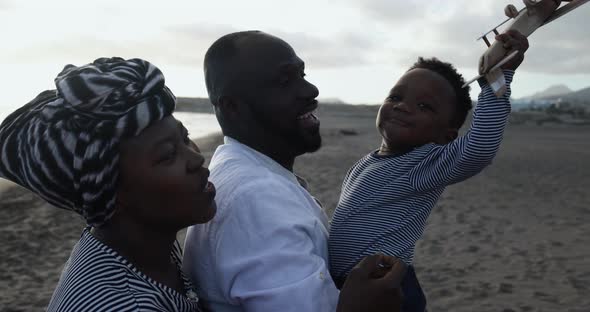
[376, 68, 458, 151]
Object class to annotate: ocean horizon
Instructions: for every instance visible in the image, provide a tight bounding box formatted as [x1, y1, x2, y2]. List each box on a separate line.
[0, 108, 221, 141]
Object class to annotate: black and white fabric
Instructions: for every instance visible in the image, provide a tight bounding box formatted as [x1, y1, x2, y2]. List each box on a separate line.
[47, 228, 202, 311]
[329, 71, 515, 286]
[0, 57, 175, 225]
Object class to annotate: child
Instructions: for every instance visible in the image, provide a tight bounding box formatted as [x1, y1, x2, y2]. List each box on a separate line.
[328, 30, 529, 312]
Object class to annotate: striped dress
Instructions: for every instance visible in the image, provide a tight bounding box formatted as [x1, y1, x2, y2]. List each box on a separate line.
[47, 228, 202, 311]
[329, 71, 514, 283]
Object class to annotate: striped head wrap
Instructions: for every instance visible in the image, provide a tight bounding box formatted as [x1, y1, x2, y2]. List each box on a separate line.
[0, 57, 176, 226]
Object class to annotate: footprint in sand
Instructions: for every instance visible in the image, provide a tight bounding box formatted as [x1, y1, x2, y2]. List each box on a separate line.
[498, 282, 514, 294]
[533, 291, 560, 303]
[455, 212, 466, 223]
[518, 306, 534, 312]
[550, 240, 564, 247]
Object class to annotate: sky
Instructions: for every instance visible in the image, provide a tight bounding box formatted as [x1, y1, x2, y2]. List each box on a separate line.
[0, 0, 589, 115]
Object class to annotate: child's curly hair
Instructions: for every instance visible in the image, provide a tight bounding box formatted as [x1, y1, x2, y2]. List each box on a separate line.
[409, 57, 472, 129]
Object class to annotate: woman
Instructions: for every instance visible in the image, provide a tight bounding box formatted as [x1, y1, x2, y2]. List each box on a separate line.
[0, 57, 211, 310]
[0, 57, 405, 311]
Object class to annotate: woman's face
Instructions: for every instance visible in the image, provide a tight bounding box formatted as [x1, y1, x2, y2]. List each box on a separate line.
[116, 115, 216, 230]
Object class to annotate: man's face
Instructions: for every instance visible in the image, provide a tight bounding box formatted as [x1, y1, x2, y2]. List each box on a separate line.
[376, 68, 457, 150]
[233, 34, 321, 155]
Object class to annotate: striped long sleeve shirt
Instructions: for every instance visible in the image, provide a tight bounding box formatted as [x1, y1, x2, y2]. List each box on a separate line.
[47, 228, 202, 312]
[328, 70, 514, 284]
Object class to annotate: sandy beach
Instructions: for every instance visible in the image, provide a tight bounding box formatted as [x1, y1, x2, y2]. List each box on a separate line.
[1, 106, 589, 311]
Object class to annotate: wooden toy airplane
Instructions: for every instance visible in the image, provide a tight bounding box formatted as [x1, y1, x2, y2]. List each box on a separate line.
[463, 0, 589, 97]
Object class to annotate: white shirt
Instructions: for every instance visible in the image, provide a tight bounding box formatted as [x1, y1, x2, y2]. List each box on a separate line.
[183, 137, 339, 312]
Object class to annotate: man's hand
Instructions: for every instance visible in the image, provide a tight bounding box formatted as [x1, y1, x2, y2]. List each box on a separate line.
[496, 29, 530, 71]
[336, 254, 407, 312]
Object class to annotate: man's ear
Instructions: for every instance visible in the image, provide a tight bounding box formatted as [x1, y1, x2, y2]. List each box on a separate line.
[217, 95, 239, 118]
[435, 128, 458, 145]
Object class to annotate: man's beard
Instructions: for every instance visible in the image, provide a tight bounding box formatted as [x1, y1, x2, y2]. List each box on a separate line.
[247, 102, 322, 155]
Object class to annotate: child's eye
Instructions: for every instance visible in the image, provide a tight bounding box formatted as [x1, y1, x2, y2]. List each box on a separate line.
[387, 95, 401, 102]
[417, 102, 432, 111]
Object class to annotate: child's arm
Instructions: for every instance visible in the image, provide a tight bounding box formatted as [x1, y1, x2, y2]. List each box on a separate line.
[408, 30, 528, 191]
[408, 73, 513, 191]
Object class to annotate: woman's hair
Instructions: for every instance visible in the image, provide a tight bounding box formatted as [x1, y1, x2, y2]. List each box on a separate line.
[0, 57, 176, 226]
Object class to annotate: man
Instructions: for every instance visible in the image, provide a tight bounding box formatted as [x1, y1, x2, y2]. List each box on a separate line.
[183, 31, 404, 312]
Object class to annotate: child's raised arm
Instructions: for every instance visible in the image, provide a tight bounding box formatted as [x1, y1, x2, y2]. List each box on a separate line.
[408, 31, 528, 191]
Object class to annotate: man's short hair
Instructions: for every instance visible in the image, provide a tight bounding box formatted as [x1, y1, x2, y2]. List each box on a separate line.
[204, 30, 262, 106]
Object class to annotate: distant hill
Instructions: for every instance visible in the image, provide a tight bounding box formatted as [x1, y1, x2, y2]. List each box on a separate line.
[521, 84, 572, 100]
[541, 86, 590, 106]
[174, 97, 362, 113]
[318, 98, 347, 105]
[514, 85, 590, 111]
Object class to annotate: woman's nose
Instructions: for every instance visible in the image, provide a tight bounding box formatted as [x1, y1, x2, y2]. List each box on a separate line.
[187, 150, 205, 173]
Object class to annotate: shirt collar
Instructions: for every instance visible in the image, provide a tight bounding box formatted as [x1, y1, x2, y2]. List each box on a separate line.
[223, 136, 304, 187]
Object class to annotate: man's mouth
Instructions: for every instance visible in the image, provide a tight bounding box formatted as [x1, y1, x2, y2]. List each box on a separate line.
[296, 110, 318, 121]
[296, 109, 320, 130]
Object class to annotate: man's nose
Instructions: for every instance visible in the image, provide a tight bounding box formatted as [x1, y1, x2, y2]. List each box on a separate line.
[300, 80, 319, 100]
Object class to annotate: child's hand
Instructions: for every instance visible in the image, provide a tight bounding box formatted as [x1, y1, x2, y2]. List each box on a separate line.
[495, 29, 529, 71]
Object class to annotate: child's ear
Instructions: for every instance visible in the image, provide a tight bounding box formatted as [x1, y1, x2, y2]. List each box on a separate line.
[435, 128, 458, 144]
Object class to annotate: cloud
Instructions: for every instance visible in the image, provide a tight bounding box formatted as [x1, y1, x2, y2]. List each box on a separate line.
[0, 0, 12, 10]
[272, 30, 377, 68]
[523, 7, 590, 74]
[166, 24, 378, 68]
[351, 0, 590, 74]
[351, 0, 426, 23]
[3, 0, 587, 77]
[2, 23, 231, 68]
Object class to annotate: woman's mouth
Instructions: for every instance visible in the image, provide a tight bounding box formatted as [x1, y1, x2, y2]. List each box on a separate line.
[203, 181, 216, 197]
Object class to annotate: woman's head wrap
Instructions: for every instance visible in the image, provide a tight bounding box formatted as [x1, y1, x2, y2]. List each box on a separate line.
[0, 57, 176, 226]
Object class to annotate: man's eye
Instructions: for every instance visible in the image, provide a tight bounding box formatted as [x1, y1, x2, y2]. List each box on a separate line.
[279, 75, 290, 86]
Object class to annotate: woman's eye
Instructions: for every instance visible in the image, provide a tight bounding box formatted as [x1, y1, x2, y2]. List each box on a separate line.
[183, 133, 191, 145]
[159, 146, 177, 163]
